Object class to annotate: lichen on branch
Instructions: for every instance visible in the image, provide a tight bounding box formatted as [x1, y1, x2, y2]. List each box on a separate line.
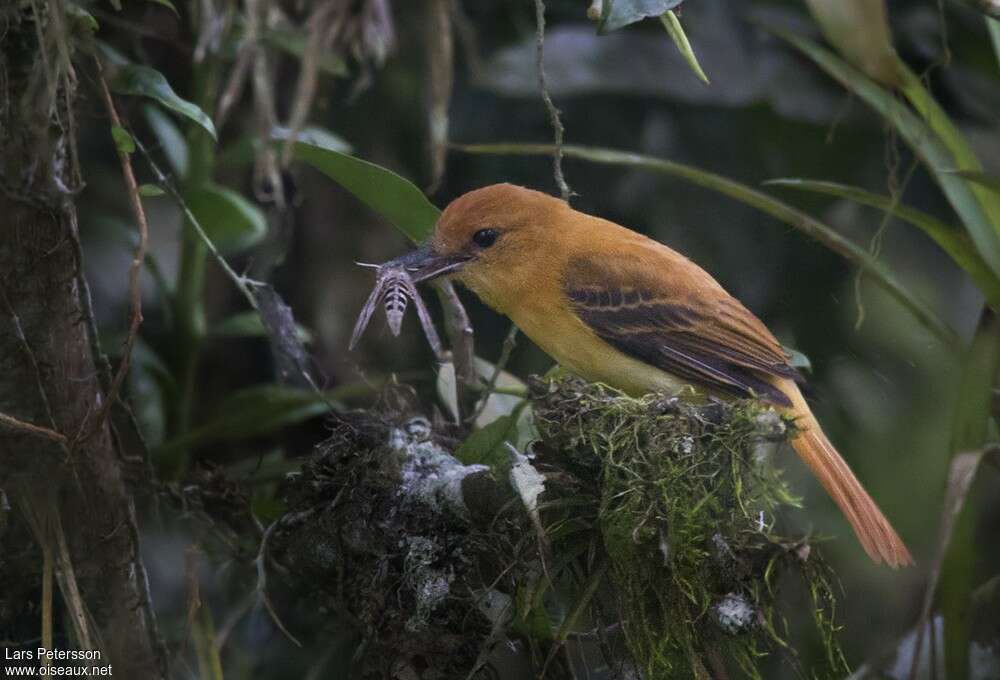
[269, 379, 847, 678]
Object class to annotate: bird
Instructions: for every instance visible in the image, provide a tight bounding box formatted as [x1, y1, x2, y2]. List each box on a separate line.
[391, 182, 913, 567]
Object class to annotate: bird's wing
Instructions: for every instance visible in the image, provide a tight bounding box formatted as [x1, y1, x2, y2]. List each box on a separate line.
[563, 251, 799, 406]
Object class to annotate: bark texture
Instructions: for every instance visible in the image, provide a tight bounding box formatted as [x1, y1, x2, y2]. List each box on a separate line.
[0, 3, 163, 676]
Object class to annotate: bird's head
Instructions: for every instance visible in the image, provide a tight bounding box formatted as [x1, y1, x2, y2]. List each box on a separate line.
[386, 183, 566, 306]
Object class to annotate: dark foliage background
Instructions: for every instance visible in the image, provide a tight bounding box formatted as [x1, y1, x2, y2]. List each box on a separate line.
[6, 0, 1000, 677]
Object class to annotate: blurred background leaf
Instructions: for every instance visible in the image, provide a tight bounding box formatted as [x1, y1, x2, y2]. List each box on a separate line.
[110, 63, 217, 140]
[183, 184, 267, 254]
[288, 138, 441, 243]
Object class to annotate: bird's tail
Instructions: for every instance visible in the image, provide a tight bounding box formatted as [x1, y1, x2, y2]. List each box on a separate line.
[782, 381, 913, 567]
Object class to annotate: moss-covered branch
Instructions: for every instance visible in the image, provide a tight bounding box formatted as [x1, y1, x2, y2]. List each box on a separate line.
[266, 380, 846, 679]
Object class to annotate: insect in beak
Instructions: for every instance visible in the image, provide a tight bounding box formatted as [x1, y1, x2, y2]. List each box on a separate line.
[349, 243, 469, 358]
[383, 244, 472, 283]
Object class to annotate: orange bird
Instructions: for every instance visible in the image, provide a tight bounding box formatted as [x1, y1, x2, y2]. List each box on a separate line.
[391, 183, 912, 567]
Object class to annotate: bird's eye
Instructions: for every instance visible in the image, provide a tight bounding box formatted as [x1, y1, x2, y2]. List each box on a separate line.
[472, 228, 499, 248]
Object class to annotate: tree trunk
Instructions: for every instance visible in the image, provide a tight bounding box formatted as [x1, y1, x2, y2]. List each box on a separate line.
[0, 4, 163, 677]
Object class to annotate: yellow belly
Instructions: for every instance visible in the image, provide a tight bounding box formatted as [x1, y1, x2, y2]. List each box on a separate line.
[507, 297, 687, 397]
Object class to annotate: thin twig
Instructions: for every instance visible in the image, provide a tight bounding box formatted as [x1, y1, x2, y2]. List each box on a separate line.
[468, 324, 518, 424]
[433, 280, 478, 424]
[135, 138, 337, 416]
[0, 411, 67, 445]
[41, 538, 53, 670]
[135, 138, 259, 311]
[1, 290, 59, 434]
[91, 62, 149, 441]
[533, 0, 571, 202]
[255, 520, 302, 647]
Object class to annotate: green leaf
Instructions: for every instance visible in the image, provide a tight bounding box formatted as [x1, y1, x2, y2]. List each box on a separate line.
[659, 10, 709, 84]
[110, 124, 135, 154]
[768, 27, 1000, 284]
[803, 0, 902, 86]
[183, 184, 267, 254]
[143, 104, 189, 176]
[111, 64, 217, 140]
[511, 581, 555, 640]
[766, 178, 1000, 306]
[275, 126, 351, 154]
[96, 40, 129, 67]
[438, 357, 535, 448]
[454, 415, 517, 470]
[455, 142, 959, 349]
[210, 311, 313, 344]
[896, 63, 1000, 235]
[940, 312, 1000, 680]
[989, 17, 1000, 66]
[220, 126, 351, 169]
[288, 138, 441, 243]
[138, 184, 165, 197]
[109, 0, 122, 10]
[950, 170, 1000, 195]
[152, 385, 336, 458]
[66, 3, 99, 32]
[597, 0, 682, 33]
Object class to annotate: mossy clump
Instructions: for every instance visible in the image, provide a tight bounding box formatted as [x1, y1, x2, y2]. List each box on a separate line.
[272, 412, 527, 680]
[532, 378, 847, 679]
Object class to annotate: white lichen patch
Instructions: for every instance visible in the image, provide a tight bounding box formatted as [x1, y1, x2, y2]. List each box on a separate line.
[404, 536, 454, 633]
[475, 588, 513, 626]
[677, 435, 694, 455]
[507, 444, 545, 518]
[714, 592, 757, 635]
[392, 417, 488, 520]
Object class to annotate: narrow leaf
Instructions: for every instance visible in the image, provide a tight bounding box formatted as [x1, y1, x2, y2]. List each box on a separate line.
[454, 415, 517, 469]
[990, 17, 1000, 66]
[210, 312, 313, 344]
[597, 0, 682, 33]
[896, 63, 1000, 233]
[768, 27, 1000, 283]
[111, 64, 217, 140]
[138, 184, 165, 197]
[287, 138, 441, 243]
[659, 10, 709, 84]
[438, 357, 532, 438]
[766, 178, 1000, 305]
[803, 0, 902, 86]
[152, 385, 340, 458]
[455, 142, 959, 348]
[950, 170, 1000, 194]
[66, 3, 99, 32]
[110, 124, 135, 154]
[143, 104, 189, 176]
[939, 312, 1000, 680]
[183, 184, 267, 254]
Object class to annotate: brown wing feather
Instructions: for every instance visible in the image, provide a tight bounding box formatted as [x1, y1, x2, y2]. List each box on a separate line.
[563, 252, 799, 406]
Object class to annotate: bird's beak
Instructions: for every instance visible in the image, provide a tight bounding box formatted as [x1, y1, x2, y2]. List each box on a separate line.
[385, 244, 471, 283]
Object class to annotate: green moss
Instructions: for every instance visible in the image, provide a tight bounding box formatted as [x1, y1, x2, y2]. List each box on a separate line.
[532, 378, 847, 679]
